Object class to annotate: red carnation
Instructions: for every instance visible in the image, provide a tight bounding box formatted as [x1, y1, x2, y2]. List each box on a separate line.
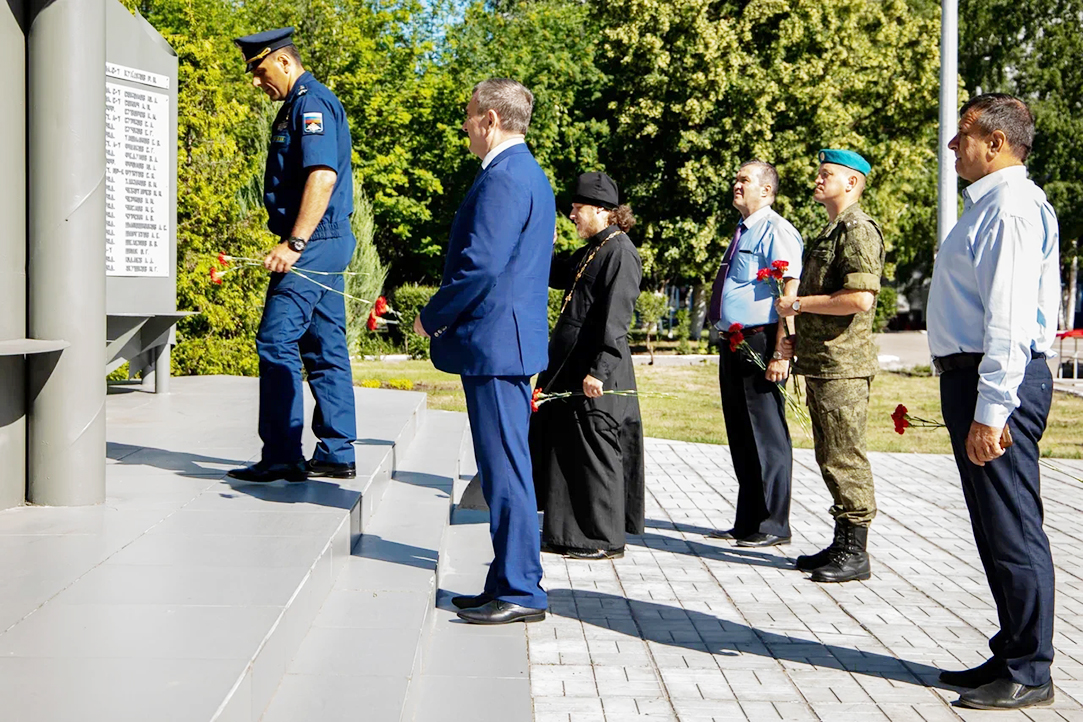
[756, 268, 771, 282]
[771, 259, 789, 272]
[217, 253, 230, 265]
[531, 388, 543, 412]
[374, 296, 390, 317]
[727, 323, 746, 353]
[210, 268, 224, 284]
[771, 268, 785, 280]
[891, 404, 910, 434]
[366, 310, 379, 331]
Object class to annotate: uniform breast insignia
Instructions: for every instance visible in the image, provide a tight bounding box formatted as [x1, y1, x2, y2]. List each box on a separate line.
[271, 134, 287, 144]
[303, 112, 324, 135]
[275, 121, 288, 131]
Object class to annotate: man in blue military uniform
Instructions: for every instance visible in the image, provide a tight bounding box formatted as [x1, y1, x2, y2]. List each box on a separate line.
[228, 28, 358, 483]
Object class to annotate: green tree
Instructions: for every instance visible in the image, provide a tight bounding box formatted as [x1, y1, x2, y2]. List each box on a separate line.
[598, 0, 941, 288]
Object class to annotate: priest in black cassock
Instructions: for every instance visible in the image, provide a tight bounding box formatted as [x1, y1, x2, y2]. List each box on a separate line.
[529, 172, 645, 561]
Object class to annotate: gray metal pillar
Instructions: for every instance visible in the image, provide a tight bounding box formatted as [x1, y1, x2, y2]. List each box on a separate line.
[154, 343, 171, 394]
[0, 1, 27, 510]
[937, 0, 959, 246]
[26, 0, 107, 506]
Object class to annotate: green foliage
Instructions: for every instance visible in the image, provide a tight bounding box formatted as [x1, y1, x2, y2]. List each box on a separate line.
[674, 309, 692, 355]
[635, 291, 669, 334]
[345, 182, 389, 355]
[392, 284, 439, 359]
[598, 0, 941, 286]
[874, 285, 898, 333]
[547, 288, 564, 332]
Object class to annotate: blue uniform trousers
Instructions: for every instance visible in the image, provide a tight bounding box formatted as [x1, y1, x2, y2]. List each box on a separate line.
[256, 235, 357, 465]
[941, 358, 1055, 686]
[461, 375, 547, 610]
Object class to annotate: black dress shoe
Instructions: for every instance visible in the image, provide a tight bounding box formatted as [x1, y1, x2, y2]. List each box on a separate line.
[707, 528, 739, 540]
[957, 678, 1054, 710]
[227, 460, 307, 483]
[305, 459, 356, 479]
[456, 599, 546, 625]
[451, 592, 493, 609]
[939, 657, 1007, 688]
[565, 548, 624, 560]
[735, 533, 791, 548]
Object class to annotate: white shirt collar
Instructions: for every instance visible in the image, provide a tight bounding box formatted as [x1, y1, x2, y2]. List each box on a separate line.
[740, 204, 773, 230]
[481, 137, 526, 169]
[963, 165, 1028, 206]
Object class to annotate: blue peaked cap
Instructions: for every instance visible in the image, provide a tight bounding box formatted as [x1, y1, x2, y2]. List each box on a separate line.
[818, 149, 871, 176]
[234, 27, 295, 72]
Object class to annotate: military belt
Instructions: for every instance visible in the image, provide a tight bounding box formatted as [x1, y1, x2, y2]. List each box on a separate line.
[933, 350, 1046, 374]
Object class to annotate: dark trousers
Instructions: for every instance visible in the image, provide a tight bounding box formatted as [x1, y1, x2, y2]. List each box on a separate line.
[462, 375, 547, 610]
[256, 235, 358, 465]
[941, 358, 1055, 686]
[719, 323, 792, 538]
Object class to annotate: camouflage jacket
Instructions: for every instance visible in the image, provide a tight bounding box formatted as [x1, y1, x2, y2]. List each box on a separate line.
[795, 203, 885, 379]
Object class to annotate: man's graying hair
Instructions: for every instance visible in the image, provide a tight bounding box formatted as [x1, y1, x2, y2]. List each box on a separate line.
[473, 78, 534, 134]
[960, 93, 1035, 161]
[740, 159, 780, 200]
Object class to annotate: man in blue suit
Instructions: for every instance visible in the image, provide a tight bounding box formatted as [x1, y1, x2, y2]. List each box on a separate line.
[414, 78, 554, 624]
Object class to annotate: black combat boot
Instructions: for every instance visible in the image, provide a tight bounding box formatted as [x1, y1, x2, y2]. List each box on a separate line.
[794, 521, 845, 571]
[809, 524, 871, 583]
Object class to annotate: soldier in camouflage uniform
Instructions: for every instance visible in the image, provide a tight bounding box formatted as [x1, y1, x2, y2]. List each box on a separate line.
[776, 149, 884, 584]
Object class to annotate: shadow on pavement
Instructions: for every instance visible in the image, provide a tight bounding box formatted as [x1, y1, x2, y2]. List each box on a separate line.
[628, 531, 795, 570]
[548, 588, 947, 690]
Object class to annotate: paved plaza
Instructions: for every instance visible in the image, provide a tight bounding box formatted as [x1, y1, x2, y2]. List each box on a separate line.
[529, 438, 1083, 722]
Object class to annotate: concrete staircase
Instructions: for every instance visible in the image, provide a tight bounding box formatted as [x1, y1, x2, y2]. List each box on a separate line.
[0, 375, 534, 721]
[259, 416, 535, 722]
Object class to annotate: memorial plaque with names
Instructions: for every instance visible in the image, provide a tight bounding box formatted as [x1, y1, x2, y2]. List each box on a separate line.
[105, 81, 169, 277]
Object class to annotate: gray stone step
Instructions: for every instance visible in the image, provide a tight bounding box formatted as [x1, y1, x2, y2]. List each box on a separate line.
[260, 409, 469, 722]
[406, 460, 533, 722]
[0, 376, 425, 722]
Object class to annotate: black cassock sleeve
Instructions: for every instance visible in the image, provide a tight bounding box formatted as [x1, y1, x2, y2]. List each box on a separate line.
[549, 247, 583, 290]
[589, 243, 642, 382]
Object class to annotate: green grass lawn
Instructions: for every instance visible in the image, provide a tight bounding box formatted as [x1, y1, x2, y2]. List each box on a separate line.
[352, 358, 1083, 458]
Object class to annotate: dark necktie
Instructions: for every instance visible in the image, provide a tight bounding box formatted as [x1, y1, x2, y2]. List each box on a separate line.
[706, 222, 745, 325]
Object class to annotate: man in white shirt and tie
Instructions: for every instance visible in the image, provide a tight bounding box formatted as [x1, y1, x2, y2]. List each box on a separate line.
[705, 160, 802, 547]
[928, 93, 1060, 710]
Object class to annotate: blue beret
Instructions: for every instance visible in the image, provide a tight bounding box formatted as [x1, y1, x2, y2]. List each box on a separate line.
[818, 149, 871, 176]
[234, 27, 295, 73]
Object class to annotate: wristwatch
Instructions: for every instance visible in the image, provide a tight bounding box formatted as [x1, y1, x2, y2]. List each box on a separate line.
[286, 236, 308, 253]
[772, 350, 786, 361]
[791, 298, 802, 314]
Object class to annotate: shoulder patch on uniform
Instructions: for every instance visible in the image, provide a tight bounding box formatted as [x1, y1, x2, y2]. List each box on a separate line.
[303, 112, 324, 135]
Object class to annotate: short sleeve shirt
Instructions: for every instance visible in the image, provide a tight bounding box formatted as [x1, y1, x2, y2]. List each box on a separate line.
[794, 203, 885, 378]
[263, 71, 354, 239]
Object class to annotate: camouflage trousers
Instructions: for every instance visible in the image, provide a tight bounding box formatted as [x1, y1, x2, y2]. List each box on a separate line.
[805, 376, 877, 527]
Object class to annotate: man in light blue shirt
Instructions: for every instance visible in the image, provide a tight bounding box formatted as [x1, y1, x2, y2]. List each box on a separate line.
[928, 93, 1060, 710]
[705, 159, 803, 547]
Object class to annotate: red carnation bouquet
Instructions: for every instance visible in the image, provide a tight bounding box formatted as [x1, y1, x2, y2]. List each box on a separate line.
[726, 322, 808, 431]
[890, 404, 945, 434]
[756, 259, 789, 298]
[366, 296, 398, 332]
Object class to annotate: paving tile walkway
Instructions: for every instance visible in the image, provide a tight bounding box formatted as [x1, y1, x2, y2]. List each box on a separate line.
[530, 439, 1083, 722]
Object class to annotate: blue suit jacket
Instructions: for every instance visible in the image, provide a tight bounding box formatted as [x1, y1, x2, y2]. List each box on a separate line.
[422, 145, 556, 376]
